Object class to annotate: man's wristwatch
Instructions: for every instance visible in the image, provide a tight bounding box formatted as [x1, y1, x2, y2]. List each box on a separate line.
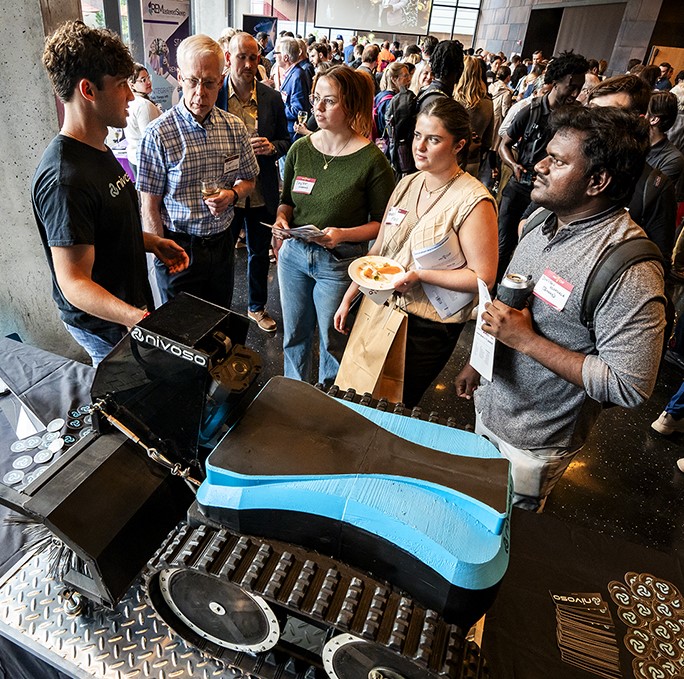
[228, 188, 239, 205]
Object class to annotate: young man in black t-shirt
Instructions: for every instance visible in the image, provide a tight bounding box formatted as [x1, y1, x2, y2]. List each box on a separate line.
[497, 52, 588, 281]
[32, 21, 188, 365]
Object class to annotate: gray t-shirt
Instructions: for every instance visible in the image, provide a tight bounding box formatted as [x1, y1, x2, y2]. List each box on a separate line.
[475, 207, 666, 450]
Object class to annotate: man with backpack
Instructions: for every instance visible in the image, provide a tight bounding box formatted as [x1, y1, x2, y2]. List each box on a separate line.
[383, 40, 464, 178]
[455, 106, 666, 512]
[497, 51, 589, 280]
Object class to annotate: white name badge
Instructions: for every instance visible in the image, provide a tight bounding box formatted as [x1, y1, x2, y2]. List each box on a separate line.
[292, 176, 316, 195]
[385, 206, 408, 226]
[224, 154, 239, 174]
[533, 268, 574, 311]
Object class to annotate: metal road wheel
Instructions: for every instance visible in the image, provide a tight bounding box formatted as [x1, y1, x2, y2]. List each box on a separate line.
[322, 633, 427, 679]
[156, 568, 280, 653]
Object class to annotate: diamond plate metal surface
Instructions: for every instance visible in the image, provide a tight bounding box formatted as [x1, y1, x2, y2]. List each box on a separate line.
[0, 551, 240, 678]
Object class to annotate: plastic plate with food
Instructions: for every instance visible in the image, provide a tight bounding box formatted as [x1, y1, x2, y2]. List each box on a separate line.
[348, 256, 405, 290]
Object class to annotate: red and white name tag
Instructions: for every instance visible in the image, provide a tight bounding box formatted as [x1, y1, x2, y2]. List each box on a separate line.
[533, 268, 574, 311]
[292, 176, 316, 194]
[385, 206, 408, 226]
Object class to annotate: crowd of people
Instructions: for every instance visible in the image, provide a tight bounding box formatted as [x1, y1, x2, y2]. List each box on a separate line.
[31, 19, 684, 511]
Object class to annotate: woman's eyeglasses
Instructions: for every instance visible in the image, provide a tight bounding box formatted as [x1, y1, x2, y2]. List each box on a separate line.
[309, 94, 339, 108]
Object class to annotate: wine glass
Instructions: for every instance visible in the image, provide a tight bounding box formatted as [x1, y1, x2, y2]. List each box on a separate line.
[297, 110, 308, 125]
[201, 178, 221, 222]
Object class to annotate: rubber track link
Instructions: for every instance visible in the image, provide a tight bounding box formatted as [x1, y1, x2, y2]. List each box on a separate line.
[144, 522, 489, 679]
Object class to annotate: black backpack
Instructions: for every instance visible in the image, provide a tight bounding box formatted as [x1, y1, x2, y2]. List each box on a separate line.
[519, 208, 664, 343]
[384, 87, 448, 178]
[517, 96, 548, 169]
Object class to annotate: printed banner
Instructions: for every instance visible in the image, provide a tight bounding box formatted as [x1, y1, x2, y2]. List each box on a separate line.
[142, 0, 191, 111]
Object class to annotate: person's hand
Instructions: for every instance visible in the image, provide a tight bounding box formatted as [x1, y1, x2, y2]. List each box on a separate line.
[153, 237, 189, 274]
[293, 122, 311, 137]
[454, 364, 481, 399]
[262, 77, 275, 88]
[311, 227, 343, 249]
[250, 136, 275, 156]
[481, 300, 535, 351]
[334, 298, 353, 334]
[392, 270, 420, 294]
[272, 214, 291, 241]
[204, 188, 234, 216]
[512, 163, 525, 182]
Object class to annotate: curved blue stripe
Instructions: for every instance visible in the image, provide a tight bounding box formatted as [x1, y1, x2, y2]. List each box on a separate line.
[197, 474, 509, 590]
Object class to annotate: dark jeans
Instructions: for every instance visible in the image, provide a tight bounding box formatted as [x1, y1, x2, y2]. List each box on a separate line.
[231, 205, 273, 313]
[497, 177, 533, 282]
[403, 314, 465, 409]
[155, 228, 234, 309]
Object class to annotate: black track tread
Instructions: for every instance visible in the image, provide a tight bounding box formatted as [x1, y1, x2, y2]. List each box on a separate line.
[145, 522, 489, 679]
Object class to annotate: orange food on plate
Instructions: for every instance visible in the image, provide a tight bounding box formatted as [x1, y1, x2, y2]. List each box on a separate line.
[377, 264, 402, 275]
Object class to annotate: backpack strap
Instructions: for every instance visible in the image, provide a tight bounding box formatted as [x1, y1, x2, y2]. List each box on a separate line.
[518, 208, 552, 241]
[416, 87, 449, 110]
[581, 237, 663, 342]
[521, 96, 544, 142]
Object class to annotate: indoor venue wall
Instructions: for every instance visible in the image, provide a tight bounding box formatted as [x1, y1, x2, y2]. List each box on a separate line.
[475, 0, 664, 76]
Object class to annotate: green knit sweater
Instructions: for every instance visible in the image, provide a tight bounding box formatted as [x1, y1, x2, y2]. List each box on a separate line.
[280, 136, 395, 232]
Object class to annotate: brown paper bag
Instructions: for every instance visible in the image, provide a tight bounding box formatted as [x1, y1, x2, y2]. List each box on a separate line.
[335, 296, 407, 402]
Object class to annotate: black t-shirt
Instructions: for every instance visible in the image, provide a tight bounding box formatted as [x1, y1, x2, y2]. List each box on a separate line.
[31, 135, 153, 335]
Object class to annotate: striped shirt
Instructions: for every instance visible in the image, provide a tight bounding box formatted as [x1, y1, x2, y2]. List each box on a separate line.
[137, 102, 259, 236]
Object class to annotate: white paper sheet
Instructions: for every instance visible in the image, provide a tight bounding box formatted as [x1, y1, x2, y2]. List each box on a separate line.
[413, 230, 474, 319]
[469, 278, 495, 382]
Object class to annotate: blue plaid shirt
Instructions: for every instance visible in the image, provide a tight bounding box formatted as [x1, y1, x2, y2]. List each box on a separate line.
[137, 102, 259, 236]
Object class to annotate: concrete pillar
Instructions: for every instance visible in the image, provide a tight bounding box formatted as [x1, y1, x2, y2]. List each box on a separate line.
[192, 0, 230, 39]
[1, 0, 85, 359]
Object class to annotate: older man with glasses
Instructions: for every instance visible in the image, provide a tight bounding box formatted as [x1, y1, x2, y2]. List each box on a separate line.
[137, 34, 259, 309]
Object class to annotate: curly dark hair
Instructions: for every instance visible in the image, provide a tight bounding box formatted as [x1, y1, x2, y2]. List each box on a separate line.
[429, 40, 464, 82]
[545, 50, 588, 84]
[549, 106, 649, 205]
[43, 20, 133, 102]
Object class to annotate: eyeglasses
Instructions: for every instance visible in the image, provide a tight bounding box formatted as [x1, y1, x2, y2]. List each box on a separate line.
[309, 94, 339, 108]
[182, 76, 220, 91]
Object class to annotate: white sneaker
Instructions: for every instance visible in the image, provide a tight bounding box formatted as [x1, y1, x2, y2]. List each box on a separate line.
[651, 411, 684, 435]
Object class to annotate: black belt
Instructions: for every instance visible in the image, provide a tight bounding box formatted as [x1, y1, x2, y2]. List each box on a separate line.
[166, 229, 230, 247]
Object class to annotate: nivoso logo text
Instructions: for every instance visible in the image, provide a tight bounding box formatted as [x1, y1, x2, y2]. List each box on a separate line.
[131, 328, 207, 366]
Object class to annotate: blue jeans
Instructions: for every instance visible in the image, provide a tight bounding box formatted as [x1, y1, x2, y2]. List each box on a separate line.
[277, 239, 352, 386]
[231, 205, 273, 313]
[665, 381, 684, 420]
[64, 323, 126, 367]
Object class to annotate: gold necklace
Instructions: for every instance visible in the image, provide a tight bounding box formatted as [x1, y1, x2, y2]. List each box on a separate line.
[422, 169, 464, 195]
[416, 170, 464, 218]
[320, 134, 353, 170]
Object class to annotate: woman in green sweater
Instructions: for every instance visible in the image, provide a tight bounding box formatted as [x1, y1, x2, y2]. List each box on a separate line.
[274, 66, 395, 386]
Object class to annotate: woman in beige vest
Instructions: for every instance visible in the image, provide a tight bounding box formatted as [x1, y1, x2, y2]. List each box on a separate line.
[334, 97, 498, 407]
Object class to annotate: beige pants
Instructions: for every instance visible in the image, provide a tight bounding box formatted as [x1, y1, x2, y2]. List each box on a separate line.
[476, 413, 582, 511]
